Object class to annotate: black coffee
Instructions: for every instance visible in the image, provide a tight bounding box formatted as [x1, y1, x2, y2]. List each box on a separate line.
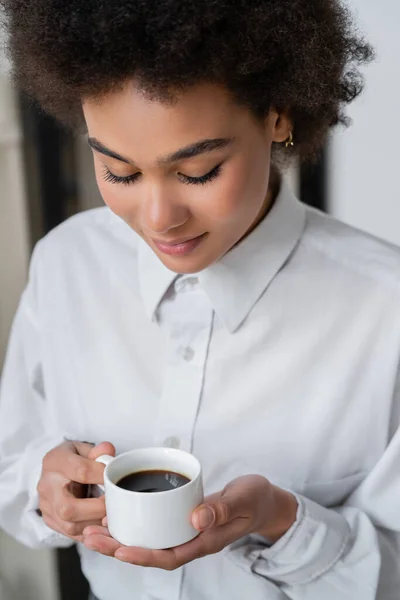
[116, 469, 190, 493]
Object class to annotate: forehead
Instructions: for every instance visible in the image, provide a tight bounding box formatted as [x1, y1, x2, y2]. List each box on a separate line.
[82, 81, 254, 163]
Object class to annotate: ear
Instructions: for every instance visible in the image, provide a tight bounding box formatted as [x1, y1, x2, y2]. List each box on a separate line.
[267, 110, 293, 143]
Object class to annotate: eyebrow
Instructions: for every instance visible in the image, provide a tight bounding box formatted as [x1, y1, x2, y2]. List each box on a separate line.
[88, 137, 131, 163]
[160, 138, 233, 165]
[87, 136, 233, 166]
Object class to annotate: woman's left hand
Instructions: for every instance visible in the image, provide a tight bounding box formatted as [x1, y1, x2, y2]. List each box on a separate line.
[82, 475, 298, 570]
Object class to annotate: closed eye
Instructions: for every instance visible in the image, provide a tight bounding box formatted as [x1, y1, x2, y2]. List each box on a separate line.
[178, 163, 222, 185]
[102, 168, 140, 186]
[101, 163, 223, 186]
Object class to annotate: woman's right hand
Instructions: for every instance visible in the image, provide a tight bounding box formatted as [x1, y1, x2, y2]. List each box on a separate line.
[37, 440, 115, 542]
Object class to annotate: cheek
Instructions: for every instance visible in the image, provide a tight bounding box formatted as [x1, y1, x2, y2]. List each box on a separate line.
[96, 174, 135, 222]
[199, 155, 269, 225]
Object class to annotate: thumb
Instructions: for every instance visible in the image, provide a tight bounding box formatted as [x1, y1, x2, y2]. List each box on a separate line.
[192, 494, 237, 531]
[88, 441, 116, 461]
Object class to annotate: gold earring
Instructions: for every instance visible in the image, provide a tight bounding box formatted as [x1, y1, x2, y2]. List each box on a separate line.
[284, 132, 294, 148]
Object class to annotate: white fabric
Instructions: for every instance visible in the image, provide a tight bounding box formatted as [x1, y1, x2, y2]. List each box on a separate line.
[1, 179, 400, 599]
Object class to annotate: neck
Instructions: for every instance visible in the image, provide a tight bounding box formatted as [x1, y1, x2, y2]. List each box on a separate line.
[244, 166, 281, 241]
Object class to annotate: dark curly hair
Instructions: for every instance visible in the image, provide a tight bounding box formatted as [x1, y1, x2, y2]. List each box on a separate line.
[1, 0, 373, 160]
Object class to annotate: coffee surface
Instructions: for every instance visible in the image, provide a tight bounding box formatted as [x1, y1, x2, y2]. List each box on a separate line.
[116, 469, 190, 493]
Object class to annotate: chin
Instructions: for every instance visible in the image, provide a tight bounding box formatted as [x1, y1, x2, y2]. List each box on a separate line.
[156, 250, 214, 274]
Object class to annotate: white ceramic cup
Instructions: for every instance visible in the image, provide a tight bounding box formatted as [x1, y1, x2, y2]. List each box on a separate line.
[95, 447, 204, 550]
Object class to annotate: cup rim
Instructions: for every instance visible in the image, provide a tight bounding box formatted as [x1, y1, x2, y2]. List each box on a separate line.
[103, 447, 202, 497]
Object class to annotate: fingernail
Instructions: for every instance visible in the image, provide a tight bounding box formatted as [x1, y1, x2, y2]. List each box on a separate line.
[115, 550, 129, 561]
[194, 506, 215, 530]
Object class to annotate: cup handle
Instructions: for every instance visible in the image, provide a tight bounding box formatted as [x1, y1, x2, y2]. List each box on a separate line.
[88, 454, 114, 497]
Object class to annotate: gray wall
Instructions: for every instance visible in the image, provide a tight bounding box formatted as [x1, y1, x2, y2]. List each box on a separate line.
[0, 42, 60, 600]
[329, 0, 400, 244]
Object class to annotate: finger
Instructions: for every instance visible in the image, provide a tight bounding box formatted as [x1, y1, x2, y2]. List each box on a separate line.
[114, 536, 209, 569]
[88, 442, 116, 461]
[38, 496, 53, 515]
[59, 452, 106, 484]
[40, 495, 104, 539]
[43, 443, 110, 484]
[57, 495, 106, 523]
[70, 441, 97, 458]
[83, 525, 110, 537]
[42, 514, 84, 543]
[115, 518, 248, 569]
[178, 517, 248, 560]
[114, 545, 175, 568]
[189, 491, 222, 531]
[39, 498, 61, 526]
[192, 504, 217, 531]
[84, 533, 122, 557]
[192, 487, 249, 530]
[60, 519, 105, 538]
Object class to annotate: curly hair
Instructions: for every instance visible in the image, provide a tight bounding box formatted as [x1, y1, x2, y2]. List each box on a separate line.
[1, 0, 373, 159]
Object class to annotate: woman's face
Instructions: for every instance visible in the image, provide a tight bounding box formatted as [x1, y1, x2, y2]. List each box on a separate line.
[83, 82, 290, 273]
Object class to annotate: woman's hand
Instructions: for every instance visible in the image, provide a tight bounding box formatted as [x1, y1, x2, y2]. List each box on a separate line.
[82, 475, 298, 570]
[37, 440, 115, 542]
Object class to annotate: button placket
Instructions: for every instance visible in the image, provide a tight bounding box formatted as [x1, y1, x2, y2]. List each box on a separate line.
[163, 436, 181, 449]
[145, 286, 213, 600]
[180, 346, 195, 362]
[143, 567, 182, 600]
[154, 287, 213, 453]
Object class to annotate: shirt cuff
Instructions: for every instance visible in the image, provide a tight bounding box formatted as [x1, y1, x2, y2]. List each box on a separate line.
[228, 494, 350, 586]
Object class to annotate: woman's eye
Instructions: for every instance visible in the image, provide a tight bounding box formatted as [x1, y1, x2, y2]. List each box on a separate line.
[179, 163, 222, 186]
[102, 163, 223, 186]
[102, 167, 141, 185]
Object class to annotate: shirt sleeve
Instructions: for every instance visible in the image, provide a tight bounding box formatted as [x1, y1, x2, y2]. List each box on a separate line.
[228, 420, 400, 597]
[0, 243, 73, 549]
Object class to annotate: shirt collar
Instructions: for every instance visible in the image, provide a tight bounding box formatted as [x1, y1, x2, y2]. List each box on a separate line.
[138, 237, 177, 322]
[138, 177, 306, 332]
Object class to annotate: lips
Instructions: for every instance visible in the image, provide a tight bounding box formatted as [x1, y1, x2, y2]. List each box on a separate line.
[152, 233, 207, 256]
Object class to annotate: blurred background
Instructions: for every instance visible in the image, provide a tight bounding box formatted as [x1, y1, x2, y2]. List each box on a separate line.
[0, 0, 399, 598]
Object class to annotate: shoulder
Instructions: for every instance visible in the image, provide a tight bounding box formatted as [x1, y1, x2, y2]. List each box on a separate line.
[32, 207, 139, 268]
[302, 205, 400, 290]
[38, 206, 135, 250]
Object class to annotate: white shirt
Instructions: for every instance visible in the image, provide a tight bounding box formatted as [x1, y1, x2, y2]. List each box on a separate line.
[1, 179, 400, 600]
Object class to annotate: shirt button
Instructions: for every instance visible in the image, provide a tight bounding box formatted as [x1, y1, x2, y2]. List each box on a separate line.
[174, 276, 199, 293]
[163, 436, 181, 449]
[186, 276, 199, 289]
[180, 347, 195, 362]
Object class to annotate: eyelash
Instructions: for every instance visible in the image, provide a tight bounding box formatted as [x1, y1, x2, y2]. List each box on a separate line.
[101, 163, 223, 186]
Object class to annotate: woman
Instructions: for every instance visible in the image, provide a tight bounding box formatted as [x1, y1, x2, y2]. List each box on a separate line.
[0, 1, 398, 599]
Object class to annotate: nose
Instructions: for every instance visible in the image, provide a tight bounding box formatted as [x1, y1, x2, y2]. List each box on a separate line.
[140, 182, 190, 236]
